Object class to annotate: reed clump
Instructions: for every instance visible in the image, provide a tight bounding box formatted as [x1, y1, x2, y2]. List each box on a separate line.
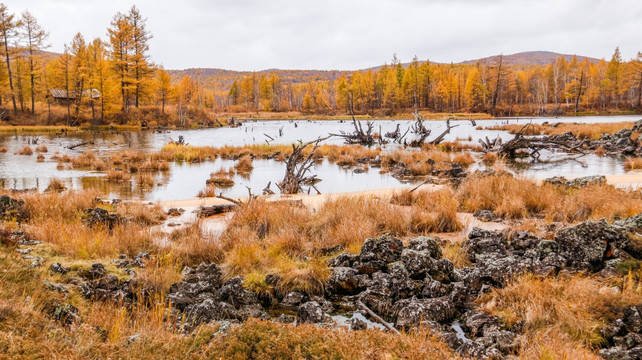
[456, 174, 642, 222]
[624, 157, 642, 171]
[16, 146, 33, 155]
[485, 121, 635, 140]
[479, 274, 641, 357]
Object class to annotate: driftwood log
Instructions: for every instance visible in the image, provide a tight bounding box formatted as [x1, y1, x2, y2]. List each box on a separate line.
[356, 300, 400, 334]
[196, 203, 237, 218]
[480, 123, 587, 160]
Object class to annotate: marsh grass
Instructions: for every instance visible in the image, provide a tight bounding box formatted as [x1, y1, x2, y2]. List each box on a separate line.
[197, 184, 218, 197]
[16, 146, 33, 155]
[624, 157, 642, 171]
[479, 274, 641, 357]
[392, 188, 462, 233]
[136, 173, 156, 188]
[234, 155, 254, 173]
[456, 174, 642, 222]
[485, 121, 635, 140]
[218, 194, 466, 294]
[106, 169, 132, 181]
[45, 178, 67, 193]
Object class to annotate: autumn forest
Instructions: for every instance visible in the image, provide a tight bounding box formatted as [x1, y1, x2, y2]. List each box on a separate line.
[1, 4, 642, 128]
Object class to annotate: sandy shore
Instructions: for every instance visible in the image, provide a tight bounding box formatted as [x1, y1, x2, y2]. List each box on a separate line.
[155, 172, 642, 235]
[156, 184, 444, 209]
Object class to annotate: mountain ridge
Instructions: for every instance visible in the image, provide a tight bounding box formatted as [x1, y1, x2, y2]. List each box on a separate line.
[169, 51, 603, 77]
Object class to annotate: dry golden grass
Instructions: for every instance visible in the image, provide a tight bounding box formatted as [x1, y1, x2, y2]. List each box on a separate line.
[594, 145, 607, 156]
[441, 239, 472, 268]
[166, 223, 222, 266]
[19, 191, 155, 259]
[207, 173, 235, 187]
[485, 121, 635, 140]
[0, 146, 7, 152]
[197, 184, 218, 198]
[452, 152, 474, 168]
[392, 188, 463, 233]
[381, 147, 476, 176]
[45, 178, 67, 193]
[137, 253, 183, 294]
[479, 274, 642, 355]
[36, 153, 45, 162]
[105, 169, 131, 181]
[482, 151, 498, 165]
[624, 157, 642, 171]
[318, 144, 380, 163]
[456, 174, 642, 222]
[16, 146, 33, 155]
[136, 173, 156, 188]
[234, 155, 254, 173]
[436, 141, 482, 152]
[35, 145, 48, 153]
[115, 202, 167, 226]
[217, 194, 465, 294]
[336, 154, 357, 166]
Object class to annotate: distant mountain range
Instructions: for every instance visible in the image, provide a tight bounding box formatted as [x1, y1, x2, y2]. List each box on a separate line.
[456, 51, 601, 66]
[167, 51, 603, 91]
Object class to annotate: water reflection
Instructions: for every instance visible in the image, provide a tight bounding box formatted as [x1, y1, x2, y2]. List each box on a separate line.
[0, 115, 637, 200]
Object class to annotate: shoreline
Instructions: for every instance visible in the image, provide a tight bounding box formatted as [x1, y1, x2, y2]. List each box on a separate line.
[1, 112, 640, 133]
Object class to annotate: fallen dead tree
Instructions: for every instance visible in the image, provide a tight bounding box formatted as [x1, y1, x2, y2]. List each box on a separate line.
[277, 136, 330, 194]
[331, 92, 386, 146]
[480, 124, 587, 160]
[196, 203, 237, 218]
[406, 112, 458, 148]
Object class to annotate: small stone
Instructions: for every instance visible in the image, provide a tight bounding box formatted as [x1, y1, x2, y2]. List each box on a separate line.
[297, 301, 331, 324]
[281, 292, 305, 306]
[350, 317, 367, 330]
[49, 263, 70, 275]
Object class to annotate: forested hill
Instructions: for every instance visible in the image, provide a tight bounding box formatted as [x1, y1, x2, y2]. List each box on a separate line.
[169, 51, 603, 90]
[167, 68, 345, 92]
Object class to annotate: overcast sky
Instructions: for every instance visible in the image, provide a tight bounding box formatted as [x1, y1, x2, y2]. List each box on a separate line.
[5, 0, 642, 71]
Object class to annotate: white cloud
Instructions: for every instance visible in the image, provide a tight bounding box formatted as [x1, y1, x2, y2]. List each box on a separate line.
[5, 0, 641, 70]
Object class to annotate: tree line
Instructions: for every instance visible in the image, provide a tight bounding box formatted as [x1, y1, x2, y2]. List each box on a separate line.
[0, 2, 640, 127]
[225, 50, 642, 117]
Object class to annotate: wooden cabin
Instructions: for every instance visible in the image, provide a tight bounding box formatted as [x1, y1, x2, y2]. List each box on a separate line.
[48, 89, 100, 104]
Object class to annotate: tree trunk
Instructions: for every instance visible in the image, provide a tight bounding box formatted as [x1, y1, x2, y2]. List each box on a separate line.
[574, 69, 584, 114]
[2, 28, 17, 115]
[490, 55, 503, 116]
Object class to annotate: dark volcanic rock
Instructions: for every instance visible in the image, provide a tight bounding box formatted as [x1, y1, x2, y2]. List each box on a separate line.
[80, 263, 106, 280]
[408, 236, 442, 259]
[82, 207, 123, 229]
[463, 228, 509, 261]
[43, 300, 80, 326]
[327, 266, 360, 294]
[217, 276, 258, 308]
[297, 301, 331, 324]
[184, 299, 238, 326]
[359, 234, 403, 265]
[0, 195, 26, 220]
[400, 248, 436, 279]
[544, 175, 606, 188]
[474, 210, 500, 222]
[555, 219, 624, 271]
[280, 291, 305, 307]
[50, 262, 70, 274]
[393, 296, 457, 329]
